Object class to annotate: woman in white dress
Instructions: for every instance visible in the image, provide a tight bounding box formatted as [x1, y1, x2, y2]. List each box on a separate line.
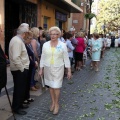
[39, 26, 71, 115]
[115, 36, 119, 51]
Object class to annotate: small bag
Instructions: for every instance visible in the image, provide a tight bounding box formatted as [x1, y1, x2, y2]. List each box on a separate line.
[40, 76, 45, 88]
[34, 67, 40, 82]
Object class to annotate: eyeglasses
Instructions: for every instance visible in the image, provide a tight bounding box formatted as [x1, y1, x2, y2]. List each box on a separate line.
[50, 34, 58, 36]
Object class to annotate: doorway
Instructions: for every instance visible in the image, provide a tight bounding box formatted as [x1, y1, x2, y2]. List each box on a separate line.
[5, 0, 37, 55]
[55, 20, 63, 30]
[5, 0, 19, 55]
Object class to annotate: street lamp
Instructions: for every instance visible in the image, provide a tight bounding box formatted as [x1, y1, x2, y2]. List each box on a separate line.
[88, 0, 94, 38]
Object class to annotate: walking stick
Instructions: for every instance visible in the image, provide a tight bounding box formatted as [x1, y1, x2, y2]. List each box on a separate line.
[5, 86, 16, 120]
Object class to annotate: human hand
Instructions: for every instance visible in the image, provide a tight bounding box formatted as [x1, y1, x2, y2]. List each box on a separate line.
[35, 61, 38, 68]
[39, 69, 43, 77]
[67, 71, 72, 80]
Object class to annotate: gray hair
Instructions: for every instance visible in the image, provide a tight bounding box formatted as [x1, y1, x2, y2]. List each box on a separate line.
[17, 26, 29, 35]
[49, 26, 61, 36]
[20, 23, 29, 28]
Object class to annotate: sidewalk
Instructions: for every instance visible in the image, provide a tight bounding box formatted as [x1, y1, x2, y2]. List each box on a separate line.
[1, 48, 120, 120]
[0, 68, 43, 120]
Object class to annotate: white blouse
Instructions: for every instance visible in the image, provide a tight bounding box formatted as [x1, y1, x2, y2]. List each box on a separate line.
[40, 41, 70, 68]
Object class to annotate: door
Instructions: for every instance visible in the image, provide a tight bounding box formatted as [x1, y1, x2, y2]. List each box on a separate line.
[5, 0, 19, 55]
[5, 0, 37, 55]
[59, 21, 62, 30]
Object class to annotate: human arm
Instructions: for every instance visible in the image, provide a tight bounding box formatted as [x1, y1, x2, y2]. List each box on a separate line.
[67, 41, 75, 52]
[11, 41, 24, 72]
[39, 44, 45, 76]
[31, 40, 39, 61]
[63, 44, 72, 80]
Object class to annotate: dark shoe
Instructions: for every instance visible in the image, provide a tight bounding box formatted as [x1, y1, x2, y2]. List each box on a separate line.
[20, 104, 29, 109]
[27, 98, 34, 102]
[14, 110, 27, 115]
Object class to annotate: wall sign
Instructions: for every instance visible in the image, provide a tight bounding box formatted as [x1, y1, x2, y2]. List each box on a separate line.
[73, 20, 78, 24]
[55, 11, 67, 22]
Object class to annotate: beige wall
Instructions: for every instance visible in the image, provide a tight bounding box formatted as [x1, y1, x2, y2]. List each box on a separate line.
[0, 0, 4, 50]
[40, 1, 69, 31]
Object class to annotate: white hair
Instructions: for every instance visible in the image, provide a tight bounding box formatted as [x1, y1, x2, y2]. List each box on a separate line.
[20, 23, 29, 28]
[69, 27, 75, 32]
[49, 26, 61, 36]
[17, 26, 29, 35]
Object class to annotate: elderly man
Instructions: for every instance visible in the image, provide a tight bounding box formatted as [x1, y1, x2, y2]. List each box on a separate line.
[9, 26, 30, 115]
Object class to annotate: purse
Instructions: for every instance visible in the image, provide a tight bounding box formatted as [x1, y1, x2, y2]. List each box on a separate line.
[34, 67, 40, 82]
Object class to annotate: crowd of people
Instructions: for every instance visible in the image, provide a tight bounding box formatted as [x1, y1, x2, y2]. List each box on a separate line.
[8, 23, 120, 115]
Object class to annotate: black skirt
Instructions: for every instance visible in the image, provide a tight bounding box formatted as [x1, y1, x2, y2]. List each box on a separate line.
[75, 52, 83, 61]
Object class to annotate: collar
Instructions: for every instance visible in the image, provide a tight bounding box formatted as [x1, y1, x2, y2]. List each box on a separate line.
[17, 35, 24, 42]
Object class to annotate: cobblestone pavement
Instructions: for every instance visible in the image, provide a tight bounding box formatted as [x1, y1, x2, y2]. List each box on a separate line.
[8, 48, 120, 120]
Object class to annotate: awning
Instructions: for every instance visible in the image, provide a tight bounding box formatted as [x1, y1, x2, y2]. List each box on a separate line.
[44, 0, 83, 13]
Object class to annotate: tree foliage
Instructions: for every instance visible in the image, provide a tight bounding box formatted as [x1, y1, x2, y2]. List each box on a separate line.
[84, 13, 96, 19]
[96, 0, 120, 33]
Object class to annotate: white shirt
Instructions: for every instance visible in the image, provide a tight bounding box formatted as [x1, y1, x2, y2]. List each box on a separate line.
[115, 39, 119, 47]
[66, 39, 75, 58]
[118, 38, 120, 44]
[106, 38, 111, 47]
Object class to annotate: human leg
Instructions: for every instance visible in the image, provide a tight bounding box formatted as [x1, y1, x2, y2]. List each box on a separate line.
[53, 88, 60, 114]
[49, 88, 55, 111]
[11, 70, 28, 113]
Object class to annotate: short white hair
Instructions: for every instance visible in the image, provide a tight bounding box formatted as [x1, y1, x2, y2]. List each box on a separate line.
[49, 26, 61, 36]
[17, 26, 29, 35]
[20, 23, 29, 28]
[69, 27, 75, 32]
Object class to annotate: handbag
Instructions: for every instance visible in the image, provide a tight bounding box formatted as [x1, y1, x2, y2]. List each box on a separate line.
[34, 67, 40, 82]
[34, 67, 45, 88]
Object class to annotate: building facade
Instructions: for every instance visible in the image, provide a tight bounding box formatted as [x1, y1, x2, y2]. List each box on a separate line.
[0, 0, 82, 54]
[70, 0, 90, 32]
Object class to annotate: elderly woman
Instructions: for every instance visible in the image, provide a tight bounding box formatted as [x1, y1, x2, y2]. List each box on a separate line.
[91, 33, 101, 71]
[75, 32, 85, 70]
[31, 27, 40, 91]
[31, 27, 41, 62]
[24, 31, 38, 104]
[39, 26, 71, 115]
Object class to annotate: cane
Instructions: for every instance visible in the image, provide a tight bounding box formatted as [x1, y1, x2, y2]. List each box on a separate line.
[5, 86, 16, 120]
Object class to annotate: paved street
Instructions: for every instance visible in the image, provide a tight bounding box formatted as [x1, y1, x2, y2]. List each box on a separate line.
[1, 48, 120, 120]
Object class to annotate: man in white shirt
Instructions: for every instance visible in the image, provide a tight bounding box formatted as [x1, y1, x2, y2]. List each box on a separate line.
[9, 26, 30, 115]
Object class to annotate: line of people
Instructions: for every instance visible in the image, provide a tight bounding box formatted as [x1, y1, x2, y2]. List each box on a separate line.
[8, 23, 118, 116]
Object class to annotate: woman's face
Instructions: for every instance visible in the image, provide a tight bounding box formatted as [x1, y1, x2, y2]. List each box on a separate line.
[24, 36, 32, 44]
[50, 30, 59, 41]
[39, 30, 43, 36]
